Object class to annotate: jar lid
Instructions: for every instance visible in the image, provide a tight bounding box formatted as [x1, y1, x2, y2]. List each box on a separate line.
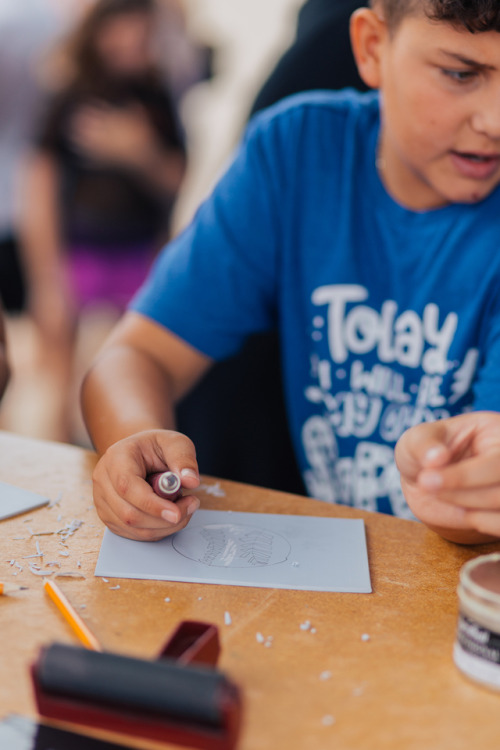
[460, 553, 500, 604]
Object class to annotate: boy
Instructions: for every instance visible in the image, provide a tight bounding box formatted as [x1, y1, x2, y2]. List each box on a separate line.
[82, 0, 500, 545]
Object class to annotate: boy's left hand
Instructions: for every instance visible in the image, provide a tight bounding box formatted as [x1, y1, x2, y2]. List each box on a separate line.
[395, 412, 500, 544]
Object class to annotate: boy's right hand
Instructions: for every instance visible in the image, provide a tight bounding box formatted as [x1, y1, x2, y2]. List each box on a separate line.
[92, 429, 201, 541]
[395, 412, 500, 544]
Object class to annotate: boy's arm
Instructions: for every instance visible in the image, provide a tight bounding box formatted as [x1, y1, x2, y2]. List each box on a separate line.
[81, 311, 213, 541]
[395, 412, 500, 544]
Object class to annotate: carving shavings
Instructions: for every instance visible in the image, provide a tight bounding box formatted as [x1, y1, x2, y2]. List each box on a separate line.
[56, 519, 84, 542]
[29, 566, 53, 576]
[256, 632, 273, 646]
[48, 492, 62, 508]
[199, 482, 226, 497]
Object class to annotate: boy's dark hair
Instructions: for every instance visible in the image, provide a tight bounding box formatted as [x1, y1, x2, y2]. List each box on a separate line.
[372, 0, 500, 32]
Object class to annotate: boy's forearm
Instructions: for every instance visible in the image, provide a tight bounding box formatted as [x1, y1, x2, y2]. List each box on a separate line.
[81, 345, 177, 455]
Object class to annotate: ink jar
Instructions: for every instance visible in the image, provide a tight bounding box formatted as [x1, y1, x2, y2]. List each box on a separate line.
[454, 553, 500, 691]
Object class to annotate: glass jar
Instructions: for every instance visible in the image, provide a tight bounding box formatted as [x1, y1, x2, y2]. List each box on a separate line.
[454, 552, 500, 691]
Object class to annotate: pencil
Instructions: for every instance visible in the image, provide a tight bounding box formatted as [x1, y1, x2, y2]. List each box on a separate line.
[44, 579, 102, 651]
[0, 583, 28, 595]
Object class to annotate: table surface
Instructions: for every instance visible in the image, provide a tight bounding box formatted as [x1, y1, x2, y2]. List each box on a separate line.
[1, 430, 500, 750]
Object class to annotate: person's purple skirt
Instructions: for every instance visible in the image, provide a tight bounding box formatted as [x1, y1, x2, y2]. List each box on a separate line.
[66, 244, 155, 312]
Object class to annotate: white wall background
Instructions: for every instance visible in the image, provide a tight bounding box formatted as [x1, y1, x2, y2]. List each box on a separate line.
[174, 0, 303, 229]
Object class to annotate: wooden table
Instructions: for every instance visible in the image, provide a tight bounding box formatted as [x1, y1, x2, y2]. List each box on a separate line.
[1, 430, 500, 750]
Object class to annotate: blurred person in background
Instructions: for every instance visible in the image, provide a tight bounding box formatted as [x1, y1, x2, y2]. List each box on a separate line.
[0, 303, 10, 401]
[176, 0, 367, 496]
[20, 0, 186, 443]
[0, 0, 82, 315]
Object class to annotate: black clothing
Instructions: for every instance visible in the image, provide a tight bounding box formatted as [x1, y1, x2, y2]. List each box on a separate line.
[251, 0, 367, 117]
[0, 236, 26, 312]
[36, 75, 185, 248]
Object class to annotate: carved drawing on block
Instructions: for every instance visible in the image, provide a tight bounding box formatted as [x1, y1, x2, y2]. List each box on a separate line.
[172, 523, 291, 568]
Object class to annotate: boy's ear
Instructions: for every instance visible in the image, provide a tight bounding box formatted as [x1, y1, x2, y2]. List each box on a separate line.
[350, 7, 387, 90]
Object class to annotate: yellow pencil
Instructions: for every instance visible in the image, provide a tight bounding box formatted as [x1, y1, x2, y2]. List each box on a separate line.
[44, 579, 102, 651]
[0, 583, 28, 594]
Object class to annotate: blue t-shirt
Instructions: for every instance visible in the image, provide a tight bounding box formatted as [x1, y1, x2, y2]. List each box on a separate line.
[132, 90, 500, 519]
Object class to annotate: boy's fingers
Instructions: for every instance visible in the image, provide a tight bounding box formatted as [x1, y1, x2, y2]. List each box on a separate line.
[94, 471, 196, 537]
[153, 432, 200, 488]
[93, 455, 167, 515]
[101, 429, 200, 489]
[402, 489, 467, 530]
[164, 494, 200, 522]
[97, 495, 192, 542]
[99, 467, 200, 525]
[419, 484, 500, 511]
[94, 473, 176, 529]
[395, 422, 450, 478]
[465, 510, 500, 539]
[418, 453, 500, 494]
[419, 441, 451, 469]
[114, 473, 184, 521]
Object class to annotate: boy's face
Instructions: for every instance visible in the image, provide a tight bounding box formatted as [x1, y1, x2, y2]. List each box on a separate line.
[376, 12, 500, 210]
